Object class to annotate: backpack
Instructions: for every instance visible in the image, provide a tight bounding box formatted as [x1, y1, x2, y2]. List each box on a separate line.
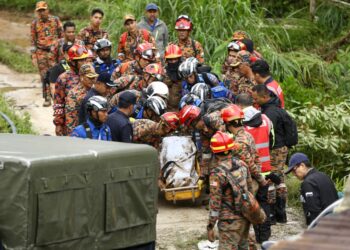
[280, 109, 298, 147]
[216, 166, 266, 225]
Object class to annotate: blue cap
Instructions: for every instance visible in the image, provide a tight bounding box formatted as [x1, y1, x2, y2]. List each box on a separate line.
[285, 153, 310, 174]
[119, 91, 137, 105]
[146, 3, 158, 11]
[97, 72, 116, 87]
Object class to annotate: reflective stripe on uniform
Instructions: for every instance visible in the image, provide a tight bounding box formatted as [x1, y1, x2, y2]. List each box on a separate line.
[260, 156, 270, 162]
[255, 142, 269, 149]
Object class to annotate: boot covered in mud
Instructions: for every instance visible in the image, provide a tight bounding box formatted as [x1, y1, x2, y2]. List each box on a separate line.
[275, 197, 287, 223]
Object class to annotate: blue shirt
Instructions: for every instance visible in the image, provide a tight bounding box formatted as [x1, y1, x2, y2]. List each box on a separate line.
[71, 119, 112, 141]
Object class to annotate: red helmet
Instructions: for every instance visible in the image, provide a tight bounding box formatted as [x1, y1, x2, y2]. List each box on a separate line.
[179, 105, 201, 126]
[135, 42, 156, 61]
[165, 44, 182, 59]
[161, 112, 179, 130]
[175, 15, 192, 30]
[144, 63, 164, 76]
[87, 49, 95, 59]
[221, 104, 244, 122]
[68, 44, 89, 61]
[210, 131, 235, 154]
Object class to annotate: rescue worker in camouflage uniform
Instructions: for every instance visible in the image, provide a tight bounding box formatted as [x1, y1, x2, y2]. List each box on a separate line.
[31, 1, 63, 107]
[55, 21, 83, 62]
[118, 14, 156, 62]
[207, 131, 250, 249]
[53, 44, 89, 136]
[172, 15, 205, 63]
[112, 42, 156, 79]
[93, 38, 120, 75]
[252, 84, 289, 224]
[79, 72, 117, 124]
[65, 64, 97, 135]
[78, 8, 109, 51]
[221, 104, 267, 193]
[163, 44, 183, 111]
[132, 112, 179, 148]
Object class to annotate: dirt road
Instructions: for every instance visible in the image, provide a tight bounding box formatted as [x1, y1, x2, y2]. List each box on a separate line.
[0, 11, 305, 249]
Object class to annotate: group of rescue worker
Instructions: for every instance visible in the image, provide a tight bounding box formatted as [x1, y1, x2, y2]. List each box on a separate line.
[30, 1, 296, 249]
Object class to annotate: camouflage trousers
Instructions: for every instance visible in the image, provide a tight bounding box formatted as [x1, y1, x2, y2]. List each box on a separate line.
[218, 218, 250, 250]
[35, 49, 57, 99]
[268, 146, 288, 203]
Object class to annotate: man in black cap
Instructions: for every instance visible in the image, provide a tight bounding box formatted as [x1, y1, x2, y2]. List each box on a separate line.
[285, 152, 338, 225]
[79, 72, 117, 124]
[106, 91, 136, 142]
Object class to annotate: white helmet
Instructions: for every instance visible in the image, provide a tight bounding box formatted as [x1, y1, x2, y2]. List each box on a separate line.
[191, 82, 210, 101]
[145, 96, 167, 116]
[146, 81, 169, 100]
[178, 57, 198, 78]
[93, 38, 112, 51]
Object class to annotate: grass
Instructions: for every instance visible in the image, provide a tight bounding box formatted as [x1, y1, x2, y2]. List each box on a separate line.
[0, 40, 36, 73]
[286, 175, 302, 208]
[0, 95, 35, 134]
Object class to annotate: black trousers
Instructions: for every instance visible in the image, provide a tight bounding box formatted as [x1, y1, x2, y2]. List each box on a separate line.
[253, 185, 271, 243]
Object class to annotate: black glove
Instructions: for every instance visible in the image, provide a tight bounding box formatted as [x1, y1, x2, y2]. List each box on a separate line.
[265, 173, 281, 185]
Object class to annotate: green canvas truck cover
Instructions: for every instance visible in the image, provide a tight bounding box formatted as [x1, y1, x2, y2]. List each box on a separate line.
[0, 134, 159, 250]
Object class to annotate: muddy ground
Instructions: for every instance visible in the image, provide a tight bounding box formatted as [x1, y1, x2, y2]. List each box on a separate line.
[0, 11, 305, 249]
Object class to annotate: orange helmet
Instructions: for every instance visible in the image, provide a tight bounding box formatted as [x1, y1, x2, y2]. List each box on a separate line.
[165, 44, 182, 59]
[210, 131, 235, 154]
[68, 44, 89, 61]
[232, 30, 249, 41]
[175, 15, 192, 30]
[179, 105, 201, 126]
[135, 42, 156, 61]
[221, 104, 244, 122]
[161, 112, 179, 130]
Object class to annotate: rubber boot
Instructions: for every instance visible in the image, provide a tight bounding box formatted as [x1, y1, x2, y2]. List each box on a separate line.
[276, 197, 287, 223]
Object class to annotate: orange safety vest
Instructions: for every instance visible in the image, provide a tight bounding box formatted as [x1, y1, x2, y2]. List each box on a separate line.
[244, 114, 271, 173]
[266, 80, 285, 109]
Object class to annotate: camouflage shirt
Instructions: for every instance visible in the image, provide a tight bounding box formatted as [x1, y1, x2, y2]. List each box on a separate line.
[77, 26, 109, 50]
[31, 15, 63, 50]
[65, 83, 89, 135]
[117, 29, 156, 62]
[132, 119, 161, 148]
[163, 75, 182, 111]
[232, 128, 266, 189]
[112, 60, 144, 79]
[53, 70, 79, 127]
[209, 156, 248, 226]
[173, 38, 205, 63]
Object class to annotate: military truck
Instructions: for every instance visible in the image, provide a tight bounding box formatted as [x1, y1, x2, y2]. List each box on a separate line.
[0, 134, 159, 250]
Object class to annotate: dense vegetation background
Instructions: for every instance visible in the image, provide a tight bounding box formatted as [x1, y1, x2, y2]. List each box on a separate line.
[1, 0, 349, 189]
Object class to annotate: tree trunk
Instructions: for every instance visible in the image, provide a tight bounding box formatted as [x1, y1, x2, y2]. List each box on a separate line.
[310, 0, 316, 21]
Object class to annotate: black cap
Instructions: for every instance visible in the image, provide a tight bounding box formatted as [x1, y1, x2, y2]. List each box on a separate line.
[119, 91, 137, 105]
[97, 72, 117, 87]
[251, 59, 270, 75]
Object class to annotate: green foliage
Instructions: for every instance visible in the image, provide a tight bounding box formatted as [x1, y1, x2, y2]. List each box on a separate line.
[286, 175, 301, 207]
[0, 41, 36, 73]
[290, 100, 350, 182]
[0, 95, 35, 134]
